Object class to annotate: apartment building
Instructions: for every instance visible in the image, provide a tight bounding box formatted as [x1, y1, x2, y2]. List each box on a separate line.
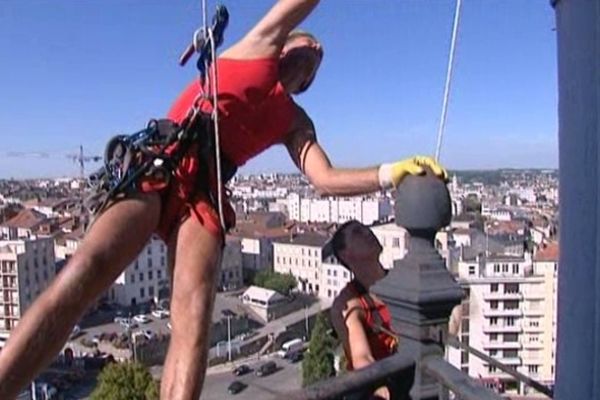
[448, 250, 557, 395]
[287, 194, 392, 225]
[108, 235, 169, 307]
[273, 233, 328, 296]
[0, 237, 56, 347]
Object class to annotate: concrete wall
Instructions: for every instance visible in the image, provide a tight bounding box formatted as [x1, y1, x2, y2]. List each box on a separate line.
[554, 1, 600, 399]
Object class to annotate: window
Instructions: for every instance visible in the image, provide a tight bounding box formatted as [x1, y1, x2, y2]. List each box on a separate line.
[488, 365, 497, 373]
[493, 264, 500, 273]
[489, 350, 498, 356]
[140, 288, 145, 298]
[161, 257, 165, 267]
[139, 273, 144, 282]
[491, 301, 499, 310]
[147, 246, 152, 255]
[333, 270, 337, 277]
[327, 269, 331, 276]
[149, 286, 154, 296]
[135, 260, 139, 270]
[131, 274, 135, 283]
[491, 283, 499, 292]
[148, 271, 153, 280]
[505, 283, 519, 294]
[468, 265, 476, 276]
[503, 333, 519, 342]
[490, 317, 498, 326]
[148, 258, 153, 268]
[461, 351, 469, 364]
[502, 264, 509, 273]
[490, 333, 498, 341]
[157, 270, 162, 279]
[528, 365, 539, 374]
[530, 320, 540, 328]
[506, 317, 515, 326]
[512, 263, 520, 274]
[503, 349, 518, 358]
[505, 301, 519, 310]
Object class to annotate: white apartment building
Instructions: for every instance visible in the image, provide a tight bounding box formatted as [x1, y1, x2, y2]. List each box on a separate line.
[0, 237, 56, 346]
[273, 233, 328, 296]
[370, 223, 409, 269]
[108, 235, 169, 307]
[320, 260, 352, 301]
[287, 194, 392, 225]
[448, 251, 557, 395]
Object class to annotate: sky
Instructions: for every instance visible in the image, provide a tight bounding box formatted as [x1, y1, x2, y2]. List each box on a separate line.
[0, 0, 558, 179]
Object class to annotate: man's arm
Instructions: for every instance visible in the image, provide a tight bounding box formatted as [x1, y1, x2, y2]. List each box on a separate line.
[331, 296, 376, 369]
[284, 105, 448, 196]
[221, 0, 319, 59]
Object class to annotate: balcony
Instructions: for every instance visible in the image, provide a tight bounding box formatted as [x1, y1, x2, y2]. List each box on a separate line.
[483, 341, 523, 350]
[483, 292, 523, 301]
[483, 324, 523, 333]
[497, 357, 523, 366]
[523, 308, 545, 317]
[484, 308, 523, 317]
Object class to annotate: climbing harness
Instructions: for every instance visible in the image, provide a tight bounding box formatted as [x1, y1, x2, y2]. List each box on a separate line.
[86, 3, 230, 233]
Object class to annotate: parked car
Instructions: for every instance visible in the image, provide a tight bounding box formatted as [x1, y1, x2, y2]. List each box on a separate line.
[69, 325, 81, 339]
[119, 318, 138, 330]
[133, 329, 155, 341]
[227, 380, 247, 395]
[152, 309, 170, 319]
[232, 364, 251, 376]
[288, 351, 304, 363]
[132, 314, 151, 324]
[255, 361, 277, 377]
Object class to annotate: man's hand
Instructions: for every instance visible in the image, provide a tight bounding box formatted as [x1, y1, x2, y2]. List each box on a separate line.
[378, 155, 448, 189]
[370, 385, 391, 400]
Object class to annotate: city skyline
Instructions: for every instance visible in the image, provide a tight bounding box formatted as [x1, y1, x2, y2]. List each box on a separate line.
[1, 0, 558, 178]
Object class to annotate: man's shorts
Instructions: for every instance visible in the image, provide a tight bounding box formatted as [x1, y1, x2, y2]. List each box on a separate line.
[139, 142, 236, 242]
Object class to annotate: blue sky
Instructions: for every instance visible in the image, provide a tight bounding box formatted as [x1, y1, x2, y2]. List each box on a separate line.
[0, 0, 558, 179]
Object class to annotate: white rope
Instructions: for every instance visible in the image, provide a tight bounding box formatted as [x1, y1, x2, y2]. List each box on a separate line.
[207, 27, 226, 233]
[434, 0, 462, 162]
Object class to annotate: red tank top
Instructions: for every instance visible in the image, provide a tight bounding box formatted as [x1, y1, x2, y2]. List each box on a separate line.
[346, 282, 398, 371]
[167, 58, 296, 167]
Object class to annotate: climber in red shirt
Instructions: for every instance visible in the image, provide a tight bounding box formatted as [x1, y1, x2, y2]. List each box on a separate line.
[0, 1, 447, 399]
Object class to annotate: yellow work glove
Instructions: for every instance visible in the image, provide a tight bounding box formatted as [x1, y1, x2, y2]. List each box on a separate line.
[378, 155, 448, 189]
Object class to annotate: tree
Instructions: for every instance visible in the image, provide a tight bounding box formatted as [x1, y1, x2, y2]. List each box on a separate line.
[90, 362, 159, 400]
[302, 313, 335, 387]
[253, 270, 297, 295]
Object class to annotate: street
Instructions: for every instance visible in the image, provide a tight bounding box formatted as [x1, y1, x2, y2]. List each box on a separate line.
[202, 356, 302, 400]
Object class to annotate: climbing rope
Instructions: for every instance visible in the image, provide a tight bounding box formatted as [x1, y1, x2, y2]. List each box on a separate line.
[434, 0, 462, 161]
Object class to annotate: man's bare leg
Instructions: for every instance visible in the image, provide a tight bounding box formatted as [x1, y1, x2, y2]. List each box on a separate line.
[0, 193, 161, 399]
[160, 217, 222, 400]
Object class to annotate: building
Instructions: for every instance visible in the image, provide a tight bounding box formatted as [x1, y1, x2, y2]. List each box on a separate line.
[107, 235, 169, 307]
[219, 237, 243, 291]
[0, 209, 50, 240]
[448, 250, 557, 395]
[287, 194, 392, 225]
[0, 237, 56, 347]
[241, 285, 288, 322]
[273, 232, 328, 296]
[320, 259, 352, 301]
[370, 223, 409, 269]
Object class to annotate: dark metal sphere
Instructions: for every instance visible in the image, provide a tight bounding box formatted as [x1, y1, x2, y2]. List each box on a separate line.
[394, 171, 452, 232]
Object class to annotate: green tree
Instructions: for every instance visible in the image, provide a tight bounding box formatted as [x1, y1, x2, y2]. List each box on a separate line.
[90, 362, 159, 400]
[302, 313, 335, 387]
[253, 270, 297, 295]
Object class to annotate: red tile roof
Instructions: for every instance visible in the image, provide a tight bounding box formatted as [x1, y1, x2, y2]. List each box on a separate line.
[2, 209, 47, 229]
[535, 242, 559, 261]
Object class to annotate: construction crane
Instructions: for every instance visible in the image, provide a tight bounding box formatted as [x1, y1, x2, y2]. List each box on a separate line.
[65, 145, 102, 180]
[4, 145, 102, 180]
